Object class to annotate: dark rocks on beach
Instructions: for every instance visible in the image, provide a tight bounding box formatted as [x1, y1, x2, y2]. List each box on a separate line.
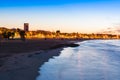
[50, 43, 79, 49]
[66, 43, 79, 47]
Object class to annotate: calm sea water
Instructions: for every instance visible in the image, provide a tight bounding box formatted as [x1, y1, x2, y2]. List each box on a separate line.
[36, 40, 120, 80]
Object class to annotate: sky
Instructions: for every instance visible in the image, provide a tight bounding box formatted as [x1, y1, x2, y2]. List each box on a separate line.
[0, 0, 120, 33]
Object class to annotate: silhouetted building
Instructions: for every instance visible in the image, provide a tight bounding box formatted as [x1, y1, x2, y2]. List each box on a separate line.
[24, 23, 29, 31]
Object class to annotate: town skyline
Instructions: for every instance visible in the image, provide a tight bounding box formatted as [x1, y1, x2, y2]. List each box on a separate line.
[0, 0, 120, 33]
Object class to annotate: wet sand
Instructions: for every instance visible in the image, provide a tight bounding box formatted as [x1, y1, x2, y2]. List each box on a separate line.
[0, 39, 84, 80]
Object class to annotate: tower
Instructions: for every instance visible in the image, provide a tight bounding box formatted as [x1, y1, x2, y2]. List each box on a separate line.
[24, 23, 29, 31]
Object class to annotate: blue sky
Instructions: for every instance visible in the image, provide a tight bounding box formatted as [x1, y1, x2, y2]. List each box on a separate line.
[1, 0, 119, 7]
[0, 0, 120, 33]
[0, 0, 109, 7]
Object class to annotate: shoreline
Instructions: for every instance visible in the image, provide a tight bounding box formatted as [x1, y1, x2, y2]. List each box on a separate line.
[0, 39, 84, 80]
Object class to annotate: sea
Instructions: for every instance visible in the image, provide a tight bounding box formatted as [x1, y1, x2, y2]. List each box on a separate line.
[36, 40, 120, 80]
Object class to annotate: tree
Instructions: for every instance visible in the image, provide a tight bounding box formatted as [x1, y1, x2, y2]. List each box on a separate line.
[2, 31, 11, 39]
[2, 31, 15, 39]
[56, 30, 60, 38]
[2, 31, 8, 38]
[17, 29, 26, 41]
[11, 32, 15, 39]
[19, 30, 26, 41]
[7, 32, 12, 39]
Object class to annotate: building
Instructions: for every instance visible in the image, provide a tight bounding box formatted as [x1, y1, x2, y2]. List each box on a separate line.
[24, 23, 29, 31]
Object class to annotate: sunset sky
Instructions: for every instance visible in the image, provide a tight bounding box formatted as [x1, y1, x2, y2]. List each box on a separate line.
[0, 0, 120, 33]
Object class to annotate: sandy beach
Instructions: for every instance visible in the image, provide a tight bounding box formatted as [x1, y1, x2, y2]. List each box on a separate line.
[0, 39, 83, 80]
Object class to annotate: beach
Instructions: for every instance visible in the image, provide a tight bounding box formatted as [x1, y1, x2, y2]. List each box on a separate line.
[0, 39, 83, 80]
